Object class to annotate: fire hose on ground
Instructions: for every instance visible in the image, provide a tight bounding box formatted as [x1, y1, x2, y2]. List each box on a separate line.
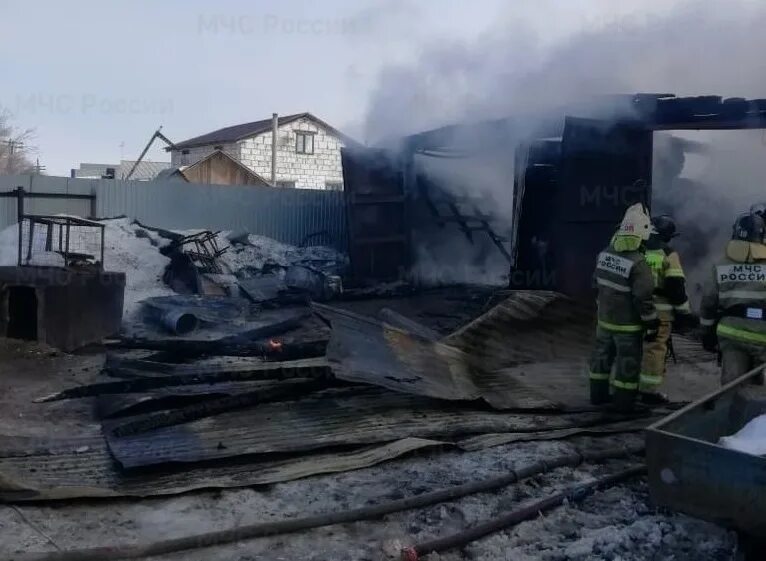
[400, 464, 646, 560]
[9, 444, 645, 561]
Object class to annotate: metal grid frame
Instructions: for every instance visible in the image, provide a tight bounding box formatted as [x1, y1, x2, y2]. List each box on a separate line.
[18, 214, 105, 269]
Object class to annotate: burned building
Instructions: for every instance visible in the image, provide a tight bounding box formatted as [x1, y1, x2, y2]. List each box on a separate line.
[342, 94, 766, 299]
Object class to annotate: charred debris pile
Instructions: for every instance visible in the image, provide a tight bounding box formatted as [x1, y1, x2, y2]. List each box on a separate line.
[0, 279, 672, 502]
[137, 221, 347, 316]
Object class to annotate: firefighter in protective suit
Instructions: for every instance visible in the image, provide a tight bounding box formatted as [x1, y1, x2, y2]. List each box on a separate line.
[700, 213, 766, 385]
[590, 203, 659, 411]
[639, 215, 693, 402]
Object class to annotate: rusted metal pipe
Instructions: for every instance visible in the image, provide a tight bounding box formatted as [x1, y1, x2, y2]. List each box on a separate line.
[10, 445, 644, 561]
[401, 465, 646, 560]
[159, 309, 198, 335]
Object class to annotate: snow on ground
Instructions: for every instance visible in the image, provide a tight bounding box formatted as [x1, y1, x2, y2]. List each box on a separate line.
[100, 218, 174, 319]
[0, 434, 735, 560]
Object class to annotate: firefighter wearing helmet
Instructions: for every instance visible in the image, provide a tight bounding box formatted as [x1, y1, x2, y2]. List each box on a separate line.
[700, 212, 766, 385]
[589, 203, 659, 411]
[639, 215, 693, 403]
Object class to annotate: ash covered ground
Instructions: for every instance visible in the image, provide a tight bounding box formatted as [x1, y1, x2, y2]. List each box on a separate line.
[0, 432, 735, 561]
[0, 217, 739, 561]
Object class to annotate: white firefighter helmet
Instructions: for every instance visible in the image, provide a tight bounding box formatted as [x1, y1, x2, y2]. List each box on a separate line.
[617, 203, 654, 241]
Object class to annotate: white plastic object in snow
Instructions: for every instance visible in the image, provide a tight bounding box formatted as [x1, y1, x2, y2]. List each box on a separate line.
[719, 413, 766, 455]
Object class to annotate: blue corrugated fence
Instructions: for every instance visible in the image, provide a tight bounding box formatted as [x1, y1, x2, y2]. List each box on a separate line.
[0, 175, 347, 250]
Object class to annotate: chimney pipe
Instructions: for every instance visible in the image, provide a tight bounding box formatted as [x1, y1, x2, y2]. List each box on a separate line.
[271, 113, 278, 185]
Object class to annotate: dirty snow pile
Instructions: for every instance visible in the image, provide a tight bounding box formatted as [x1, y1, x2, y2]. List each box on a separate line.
[0, 218, 174, 319]
[0, 219, 346, 321]
[99, 218, 175, 318]
[218, 232, 347, 278]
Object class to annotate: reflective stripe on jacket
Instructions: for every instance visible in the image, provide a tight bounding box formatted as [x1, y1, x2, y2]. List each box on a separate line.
[699, 240, 766, 343]
[594, 235, 656, 333]
[645, 241, 690, 315]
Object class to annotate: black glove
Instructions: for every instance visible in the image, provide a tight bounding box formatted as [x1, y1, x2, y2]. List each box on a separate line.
[644, 318, 660, 342]
[702, 328, 718, 353]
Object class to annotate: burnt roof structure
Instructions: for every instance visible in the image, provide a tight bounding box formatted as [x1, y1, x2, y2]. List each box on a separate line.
[402, 94, 766, 152]
[342, 93, 766, 294]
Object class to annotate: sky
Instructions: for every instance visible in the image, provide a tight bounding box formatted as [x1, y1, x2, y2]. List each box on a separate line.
[0, 0, 707, 175]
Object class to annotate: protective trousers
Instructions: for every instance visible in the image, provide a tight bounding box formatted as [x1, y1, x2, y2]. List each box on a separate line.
[639, 314, 673, 393]
[589, 327, 643, 409]
[719, 337, 766, 386]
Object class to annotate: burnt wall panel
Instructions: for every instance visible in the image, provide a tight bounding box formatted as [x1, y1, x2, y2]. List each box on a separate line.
[341, 148, 409, 284]
[509, 140, 560, 291]
[553, 118, 652, 298]
[508, 118, 652, 298]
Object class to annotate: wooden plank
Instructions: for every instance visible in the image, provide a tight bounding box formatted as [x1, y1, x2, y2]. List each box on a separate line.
[107, 379, 331, 436]
[105, 338, 329, 361]
[36, 358, 330, 402]
[95, 379, 304, 419]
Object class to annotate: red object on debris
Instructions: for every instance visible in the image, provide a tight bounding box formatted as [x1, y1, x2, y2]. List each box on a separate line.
[268, 339, 283, 352]
[400, 546, 419, 561]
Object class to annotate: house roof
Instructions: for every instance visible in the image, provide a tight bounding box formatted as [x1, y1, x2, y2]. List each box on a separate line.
[72, 162, 118, 178]
[117, 160, 171, 180]
[169, 112, 361, 151]
[72, 161, 170, 180]
[155, 167, 186, 182]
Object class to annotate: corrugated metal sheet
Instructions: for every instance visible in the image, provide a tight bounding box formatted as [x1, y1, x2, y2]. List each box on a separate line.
[117, 160, 171, 180]
[458, 416, 660, 451]
[318, 300, 594, 410]
[104, 386, 615, 469]
[0, 434, 445, 501]
[444, 291, 596, 371]
[0, 174, 347, 250]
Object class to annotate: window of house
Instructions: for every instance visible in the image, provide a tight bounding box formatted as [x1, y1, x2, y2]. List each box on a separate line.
[277, 180, 296, 188]
[180, 149, 190, 165]
[296, 132, 314, 155]
[325, 182, 343, 191]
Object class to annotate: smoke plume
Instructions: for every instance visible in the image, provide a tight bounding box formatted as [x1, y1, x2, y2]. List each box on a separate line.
[363, 1, 766, 290]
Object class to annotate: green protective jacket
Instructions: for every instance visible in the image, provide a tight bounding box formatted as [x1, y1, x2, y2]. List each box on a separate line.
[593, 234, 657, 333]
[700, 240, 766, 345]
[644, 237, 691, 316]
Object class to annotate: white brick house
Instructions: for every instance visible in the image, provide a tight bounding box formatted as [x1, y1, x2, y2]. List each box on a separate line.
[168, 113, 357, 190]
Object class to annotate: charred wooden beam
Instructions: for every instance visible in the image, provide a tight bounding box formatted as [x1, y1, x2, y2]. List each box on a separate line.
[35, 358, 331, 402]
[105, 337, 328, 360]
[108, 378, 332, 437]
